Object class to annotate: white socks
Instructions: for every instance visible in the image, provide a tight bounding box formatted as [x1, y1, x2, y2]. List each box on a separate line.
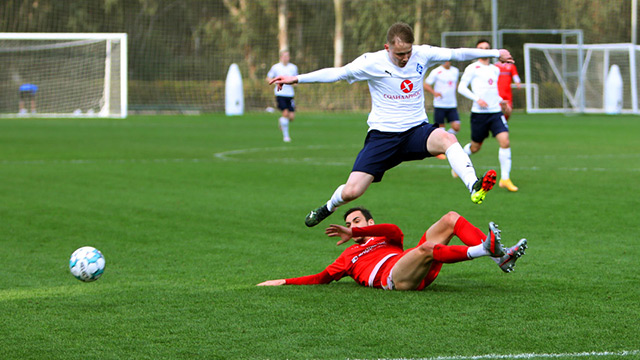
[498, 147, 512, 180]
[326, 184, 346, 212]
[447, 128, 458, 135]
[279, 117, 290, 141]
[463, 142, 472, 156]
[467, 244, 489, 259]
[446, 143, 478, 192]
[467, 242, 503, 262]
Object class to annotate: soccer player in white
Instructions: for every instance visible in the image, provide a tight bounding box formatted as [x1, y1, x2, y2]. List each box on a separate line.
[270, 23, 515, 227]
[424, 61, 461, 134]
[457, 40, 518, 192]
[267, 50, 298, 142]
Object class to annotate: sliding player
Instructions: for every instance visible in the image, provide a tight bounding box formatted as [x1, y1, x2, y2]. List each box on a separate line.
[258, 206, 527, 290]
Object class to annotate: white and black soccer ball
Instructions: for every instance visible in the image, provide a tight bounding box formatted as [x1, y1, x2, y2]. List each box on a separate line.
[69, 246, 105, 282]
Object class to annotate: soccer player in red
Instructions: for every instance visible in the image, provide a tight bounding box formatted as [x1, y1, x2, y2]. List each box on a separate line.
[257, 207, 527, 290]
[495, 59, 521, 120]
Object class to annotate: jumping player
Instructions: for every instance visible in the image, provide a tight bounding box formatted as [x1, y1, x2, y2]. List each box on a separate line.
[270, 23, 515, 227]
[267, 50, 298, 142]
[257, 206, 528, 290]
[457, 40, 519, 192]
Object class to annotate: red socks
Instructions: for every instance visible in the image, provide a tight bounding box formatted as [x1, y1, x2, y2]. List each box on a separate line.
[454, 216, 485, 246]
[432, 244, 470, 263]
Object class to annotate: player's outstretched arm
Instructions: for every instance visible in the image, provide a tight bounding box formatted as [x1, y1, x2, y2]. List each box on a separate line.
[257, 279, 286, 286]
[498, 49, 514, 64]
[325, 224, 353, 245]
[269, 75, 299, 91]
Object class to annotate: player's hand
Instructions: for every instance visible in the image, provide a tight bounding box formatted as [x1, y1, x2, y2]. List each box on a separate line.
[268, 75, 298, 91]
[477, 99, 489, 108]
[498, 49, 514, 64]
[434, 91, 442, 98]
[257, 279, 286, 286]
[325, 224, 353, 245]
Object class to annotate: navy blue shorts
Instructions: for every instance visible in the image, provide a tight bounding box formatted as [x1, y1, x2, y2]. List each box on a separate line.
[433, 107, 460, 125]
[276, 96, 295, 112]
[352, 122, 439, 182]
[470, 112, 508, 143]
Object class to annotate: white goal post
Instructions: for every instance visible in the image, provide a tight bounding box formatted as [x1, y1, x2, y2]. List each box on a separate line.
[524, 43, 640, 114]
[0, 33, 127, 118]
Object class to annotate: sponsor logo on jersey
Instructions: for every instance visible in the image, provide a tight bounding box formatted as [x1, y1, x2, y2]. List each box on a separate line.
[351, 242, 386, 264]
[416, 63, 424, 74]
[400, 80, 413, 93]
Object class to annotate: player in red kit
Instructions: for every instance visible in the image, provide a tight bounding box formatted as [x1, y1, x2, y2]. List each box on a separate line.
[495, 60, 521, 120]
[257, 207, 527, 290]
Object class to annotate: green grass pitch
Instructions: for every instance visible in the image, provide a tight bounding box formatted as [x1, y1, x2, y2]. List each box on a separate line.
[0, 112, 638, 359]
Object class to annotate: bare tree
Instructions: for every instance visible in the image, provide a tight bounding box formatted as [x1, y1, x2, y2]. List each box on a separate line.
[278, 0, 288, 51]
[414, 0, 423, 44]
[333, 0, 344, 67]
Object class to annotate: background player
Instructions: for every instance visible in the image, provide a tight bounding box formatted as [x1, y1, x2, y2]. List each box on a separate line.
[257, 206, 528, 290]
[270, 23, 515, 227]
[424, 61, 461, 135]
[19, 83, 38, 115]
[267, 50, 298, 142]
[495, 58, 521, 120]
[457, 40, 519, 192]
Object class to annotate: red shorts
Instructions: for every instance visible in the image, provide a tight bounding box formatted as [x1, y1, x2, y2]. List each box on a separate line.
[379, 231, 443, 290]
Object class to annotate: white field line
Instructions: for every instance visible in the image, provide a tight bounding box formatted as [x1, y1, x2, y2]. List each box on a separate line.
[356, 349, 640, 360]
[1, 145, 638, 172]
[214, 145, 640, 172]
[0, 158, 210, 165]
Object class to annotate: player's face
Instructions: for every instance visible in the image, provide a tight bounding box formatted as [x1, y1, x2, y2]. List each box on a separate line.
[476, 41, 491, 60]
[345, 211, 375, 242]
[280, 51, 290, 64]
[385, 41, 413, 68]
[443, 61, 451, 69]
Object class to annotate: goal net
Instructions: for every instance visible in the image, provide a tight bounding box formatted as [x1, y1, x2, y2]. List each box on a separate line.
[0, 33, 127, 118]
[524, 43, 640, 114]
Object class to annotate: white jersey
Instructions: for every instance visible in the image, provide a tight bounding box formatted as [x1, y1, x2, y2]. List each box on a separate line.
[424, 65, 459, 108]
[458, 62, 503, 113]
[344, 45, 475, 132]
[268, 62, 298, 97]
[297, 46, 500, 132]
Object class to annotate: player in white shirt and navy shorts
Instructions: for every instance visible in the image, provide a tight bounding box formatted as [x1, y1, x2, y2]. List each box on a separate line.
[457, 40, 518, 192]
[267, 50, 298, 142]
[424, 61, 461, 135]
[270, 24, 515, 227]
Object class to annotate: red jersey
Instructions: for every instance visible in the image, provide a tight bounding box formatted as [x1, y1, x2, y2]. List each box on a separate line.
[286, 224, 404, 288]
[495, 62, 519, 99]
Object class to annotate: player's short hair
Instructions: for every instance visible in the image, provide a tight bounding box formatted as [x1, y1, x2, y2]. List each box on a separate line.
[387, 22, 414, 45]
[343, 206, 374, 222]
[476, 39, 491, 47]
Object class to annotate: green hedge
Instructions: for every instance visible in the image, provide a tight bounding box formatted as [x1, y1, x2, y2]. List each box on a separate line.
[129, 79, 532, 113]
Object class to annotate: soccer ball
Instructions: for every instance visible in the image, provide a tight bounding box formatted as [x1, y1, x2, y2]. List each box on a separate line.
[69, 246, 105, 282]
